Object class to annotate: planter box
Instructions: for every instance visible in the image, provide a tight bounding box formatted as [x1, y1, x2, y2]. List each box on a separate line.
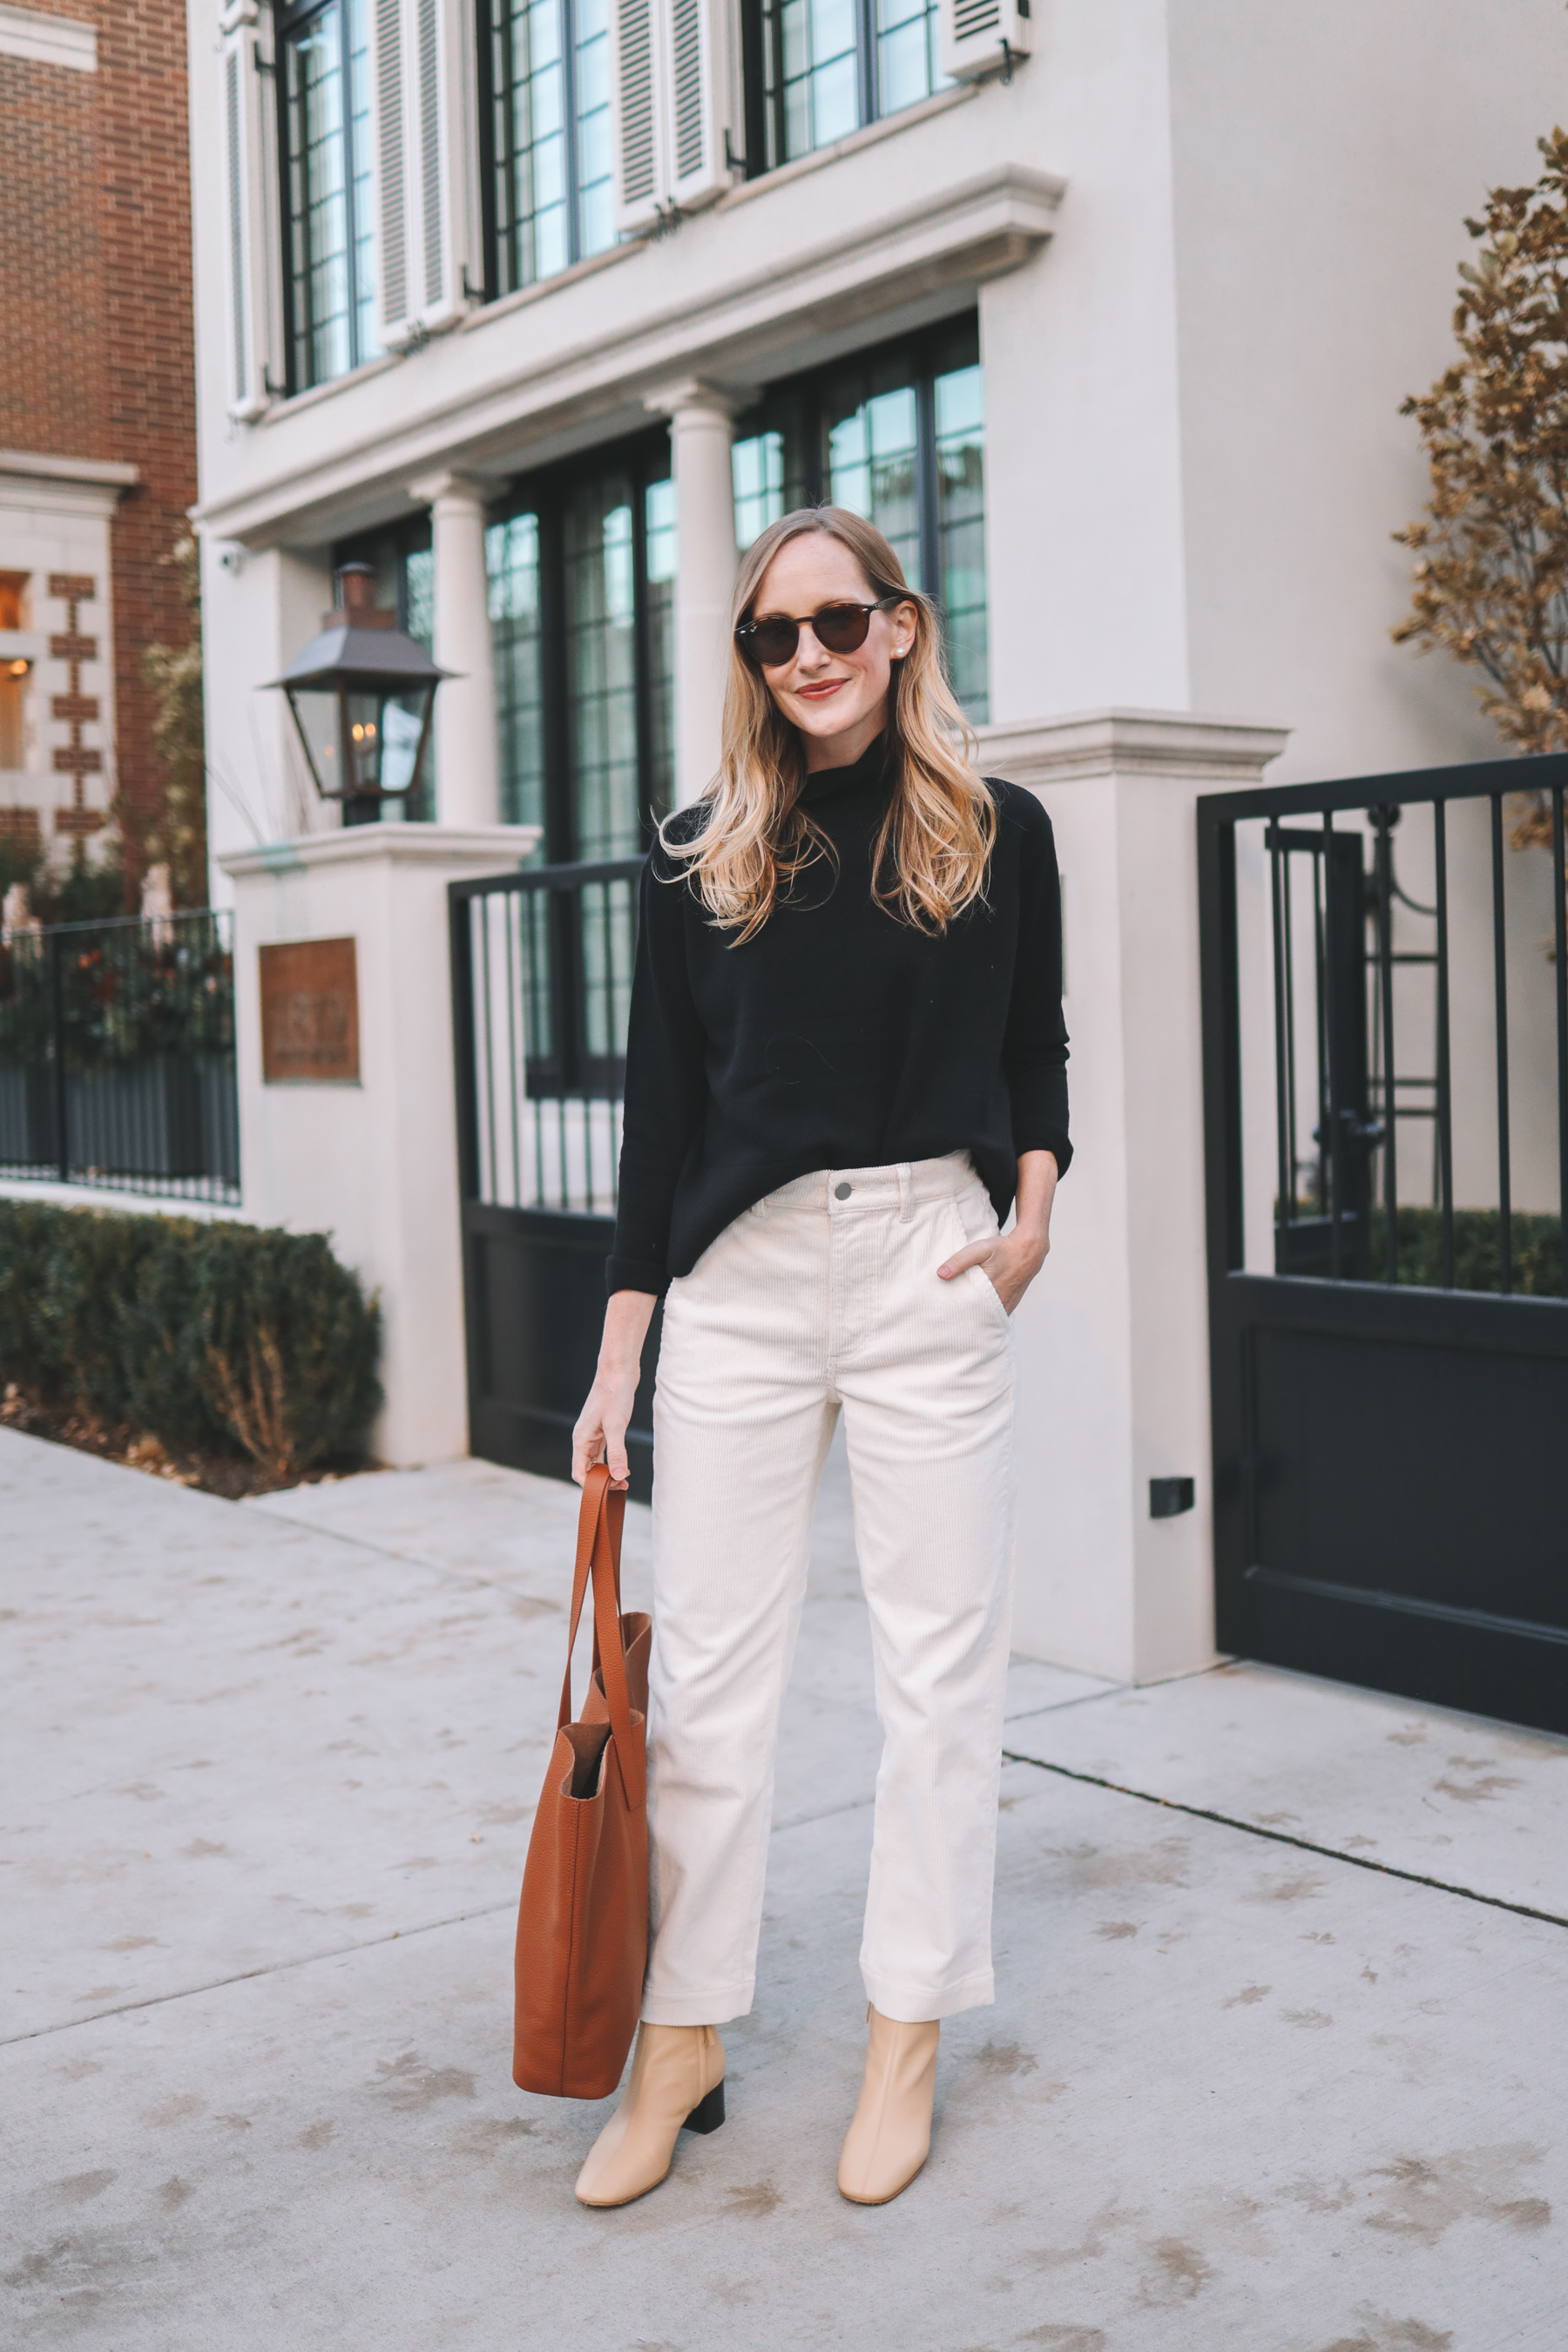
[65, 1057, 210, 1180]
[0, 1066, 58, 1170]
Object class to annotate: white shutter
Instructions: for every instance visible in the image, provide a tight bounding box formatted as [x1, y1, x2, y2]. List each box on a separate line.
[415, 0, 480, 331]
[371, 0, 419, 348]
[610, 0, 667, 233]
[372, 0, 477, 347]
[937, 0, 1031, 83]
[219, 2, 271, 421]
[663, 0, 734, 213]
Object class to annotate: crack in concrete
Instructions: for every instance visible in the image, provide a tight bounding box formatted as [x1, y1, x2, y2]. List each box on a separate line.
[0, 1903, 518, 2049]
[1002, 1747, 1568, 1931]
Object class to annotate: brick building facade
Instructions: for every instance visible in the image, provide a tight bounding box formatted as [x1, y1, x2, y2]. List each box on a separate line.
[0, 0, 198, 891]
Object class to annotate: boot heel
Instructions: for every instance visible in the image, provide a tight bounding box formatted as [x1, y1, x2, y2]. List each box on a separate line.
[681, 2079, 726, 2135]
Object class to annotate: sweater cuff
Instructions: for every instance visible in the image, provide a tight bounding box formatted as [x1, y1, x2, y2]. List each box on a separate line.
[1017, 1127, 1072, 1180]
[605, 1254, 671, 1301]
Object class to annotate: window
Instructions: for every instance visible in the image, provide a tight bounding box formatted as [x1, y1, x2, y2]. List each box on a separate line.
[331, 518, 437, 817]
[0, 663, 27, 770]
[480, 0, 616, 299]
[489, 436, 675, 859]
[742, 0, 943, 171]
[730, 319, 990, 718]
[278, 0, 380, 390]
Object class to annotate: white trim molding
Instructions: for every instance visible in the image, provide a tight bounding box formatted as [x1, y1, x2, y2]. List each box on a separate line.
[194, 160, 1065, 544]
[977, 709, 1294, 786]
[0, 3, 97, 71]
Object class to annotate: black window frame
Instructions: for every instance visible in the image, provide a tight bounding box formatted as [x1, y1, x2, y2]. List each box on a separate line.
[476, 0, 616, 304]
[490, 428, 675, 863]
[275, 0, 378, 395]
[730, 315, 987, 714]
[740, 0, 940, 179]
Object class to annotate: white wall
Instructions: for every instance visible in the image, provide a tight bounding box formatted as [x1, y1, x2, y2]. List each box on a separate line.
[199, 540, 335, 903]
[1168, 0, 1568, 787]
[981, 0, 1192, 721]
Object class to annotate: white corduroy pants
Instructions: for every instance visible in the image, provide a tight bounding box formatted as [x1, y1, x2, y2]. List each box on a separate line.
[642, 1151, 1017, 2028]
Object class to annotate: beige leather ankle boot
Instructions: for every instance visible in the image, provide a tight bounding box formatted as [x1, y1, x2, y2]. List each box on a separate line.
[837, 2006, 939, 2205]
[573, 2024, 726, 2208]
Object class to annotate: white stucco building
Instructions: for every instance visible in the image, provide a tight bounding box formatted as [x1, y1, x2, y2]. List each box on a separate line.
[187, 0, 1568, 1680]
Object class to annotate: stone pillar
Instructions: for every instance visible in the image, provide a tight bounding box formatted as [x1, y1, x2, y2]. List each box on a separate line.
[410, 473, 499, 827]
[977, 709, 1290, 1685]
[219, 820, 539, 1465]
[646, 382, 739, 806]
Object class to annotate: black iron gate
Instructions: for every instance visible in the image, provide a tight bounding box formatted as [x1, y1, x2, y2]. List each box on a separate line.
[1199, 754, 1568, 1735]
[449, 857, 662, 1501]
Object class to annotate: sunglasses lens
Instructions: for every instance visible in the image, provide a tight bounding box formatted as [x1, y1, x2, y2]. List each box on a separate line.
[746, 618, 798, 666]
[812, 604, 874, 653]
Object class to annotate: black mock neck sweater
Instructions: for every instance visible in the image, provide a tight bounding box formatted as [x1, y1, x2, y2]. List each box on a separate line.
[606, 738, 1071, 1296]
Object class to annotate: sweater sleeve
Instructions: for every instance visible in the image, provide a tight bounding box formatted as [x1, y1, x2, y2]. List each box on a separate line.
[1001, 794, 1072, 1178]
[605, 847, 710, 1296]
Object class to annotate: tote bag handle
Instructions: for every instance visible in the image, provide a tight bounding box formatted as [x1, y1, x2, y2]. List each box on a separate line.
[558, 1464, 645, 1811]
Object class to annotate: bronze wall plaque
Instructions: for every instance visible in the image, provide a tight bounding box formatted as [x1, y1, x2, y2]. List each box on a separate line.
[260, 936, 361, 1083]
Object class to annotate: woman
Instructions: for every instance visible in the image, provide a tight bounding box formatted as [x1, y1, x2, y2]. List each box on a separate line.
[570, 505, 1070, 2210]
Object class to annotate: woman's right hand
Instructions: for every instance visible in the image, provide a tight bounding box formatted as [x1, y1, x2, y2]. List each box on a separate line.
[571, 1289, 658, 1486]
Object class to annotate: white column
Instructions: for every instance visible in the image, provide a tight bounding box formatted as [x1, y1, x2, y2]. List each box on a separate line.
[646, 382, 740, 806]
[977, 708, 1290, 1686]
[409, 473, 499, 827]
[219, 821, 541, 1465]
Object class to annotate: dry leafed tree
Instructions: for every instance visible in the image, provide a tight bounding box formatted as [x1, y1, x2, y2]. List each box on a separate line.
[1395, 127, 1568, 859]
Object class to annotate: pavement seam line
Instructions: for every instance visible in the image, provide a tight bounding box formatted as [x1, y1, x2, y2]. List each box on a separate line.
[1002, 1747, 1568, 1930]
[0, 1902, 519, 2048]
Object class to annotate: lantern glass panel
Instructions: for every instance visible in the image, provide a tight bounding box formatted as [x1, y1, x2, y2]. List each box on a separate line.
[345, 689, 384, 794]
[380, 686, 431, 795]
[287, 685, 346, 796]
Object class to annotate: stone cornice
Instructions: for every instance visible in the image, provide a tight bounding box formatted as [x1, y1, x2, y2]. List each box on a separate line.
[0, 449, 139, 491]
[194, 162, 1064, 546]
[219, 824, 543, 879]
[977, 709, 1292, 786]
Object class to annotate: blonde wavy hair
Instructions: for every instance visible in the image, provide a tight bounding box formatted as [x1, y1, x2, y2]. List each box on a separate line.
[659, 507, 996, 941]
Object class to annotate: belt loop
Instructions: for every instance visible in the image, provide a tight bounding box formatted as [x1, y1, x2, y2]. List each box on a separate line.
[897, 1162, 914, 1223]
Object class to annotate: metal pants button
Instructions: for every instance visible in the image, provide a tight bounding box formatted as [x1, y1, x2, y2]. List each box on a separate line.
[835, 1181, 853, 1200]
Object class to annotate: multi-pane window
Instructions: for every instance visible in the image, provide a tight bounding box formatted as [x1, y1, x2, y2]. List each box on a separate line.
[278, 0, 379, 390]
[730, 320, 990, 718]
[481, 0, 616, 298]
[488, 438, 675, 859]
[744, 0, 943, 172]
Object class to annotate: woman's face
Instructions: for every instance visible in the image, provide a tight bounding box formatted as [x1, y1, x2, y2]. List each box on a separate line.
[747, 532, 916, 768]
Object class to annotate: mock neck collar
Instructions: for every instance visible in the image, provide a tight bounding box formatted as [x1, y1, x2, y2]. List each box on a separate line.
[796, 733, 890, 809]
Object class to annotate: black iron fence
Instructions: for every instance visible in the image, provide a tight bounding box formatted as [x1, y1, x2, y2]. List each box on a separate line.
[1214, 757, 1566, 1294]
[1199, 754, 1568, 1734]
[448, 855, 659, 1497]
[0, 909, 240, 1203]
[450, 857, 641, 1215]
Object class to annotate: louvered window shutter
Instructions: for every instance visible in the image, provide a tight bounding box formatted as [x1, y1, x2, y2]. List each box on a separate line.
[371, 0, 417, 347]
[611, 0, 667, 233]
[415, 0, 479, 330]
[219, 3, 271, 420]
[372, 0, 476, 346]
[663, 0, 733, 213]
[937, 0, 1031, 82]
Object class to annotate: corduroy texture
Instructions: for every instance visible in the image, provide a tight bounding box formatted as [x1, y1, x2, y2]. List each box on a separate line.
[643, 1152, 1017, 2028]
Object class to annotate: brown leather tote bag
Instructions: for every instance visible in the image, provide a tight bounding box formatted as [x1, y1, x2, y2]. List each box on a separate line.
[512, 1464, 651, 2100]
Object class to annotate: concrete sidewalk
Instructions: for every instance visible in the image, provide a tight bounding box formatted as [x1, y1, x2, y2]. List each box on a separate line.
[3, 1423, 1565, 2350]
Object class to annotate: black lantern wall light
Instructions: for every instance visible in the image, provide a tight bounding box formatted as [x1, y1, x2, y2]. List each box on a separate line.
[272, 564, 449, 824]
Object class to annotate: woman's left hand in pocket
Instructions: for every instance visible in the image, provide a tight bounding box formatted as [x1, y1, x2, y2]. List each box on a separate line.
[937, 1150, 1058, 1315]
[936, 1227, 1045, 1315]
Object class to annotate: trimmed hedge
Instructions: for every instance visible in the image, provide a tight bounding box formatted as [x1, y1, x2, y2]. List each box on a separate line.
[0, 1200, 381, 1477]
[1367, 1205, 1562, 1297]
